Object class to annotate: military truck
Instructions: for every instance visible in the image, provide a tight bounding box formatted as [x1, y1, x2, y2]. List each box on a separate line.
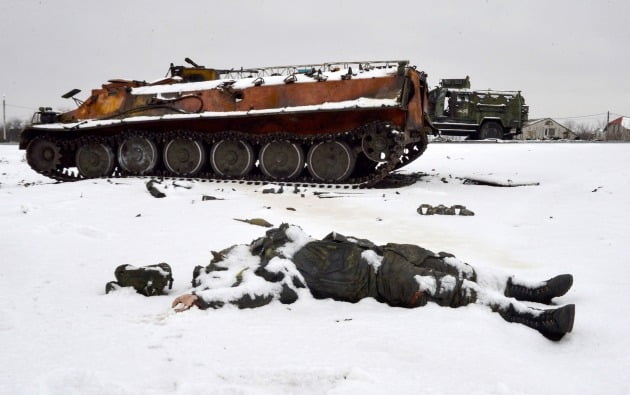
[427, 76, 528, 139]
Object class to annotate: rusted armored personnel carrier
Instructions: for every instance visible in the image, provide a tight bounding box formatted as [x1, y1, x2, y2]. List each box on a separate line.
[20, 59, 433, 187]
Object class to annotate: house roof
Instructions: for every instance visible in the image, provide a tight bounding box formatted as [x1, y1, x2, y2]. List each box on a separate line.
[525, 118, 550, 127]
[608, 116, 630, 129]
[525, 118, 572, 131]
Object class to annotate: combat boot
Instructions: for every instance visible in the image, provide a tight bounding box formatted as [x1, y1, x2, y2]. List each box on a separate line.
[499, 304, 575, 341]
[505, 274, 573, 304]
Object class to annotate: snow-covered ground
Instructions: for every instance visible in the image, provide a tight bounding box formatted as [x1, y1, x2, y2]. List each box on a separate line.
[1, 142, 628, 394]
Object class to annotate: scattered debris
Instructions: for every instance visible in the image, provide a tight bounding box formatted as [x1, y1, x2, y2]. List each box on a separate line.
[202, 195, 224, 201]
[107, 179, 128, 185]
[18, 180, 44, 188]
[234, 218, 274, 227]
[146, 180, 166, 198]
[173, 181, 193, 189]
[460, 177, 539, 187]
[417, 204, 474, 216]
[320, 196, 345, 199]
[262, 187, 285, 194]
[314, 191, 363, 199]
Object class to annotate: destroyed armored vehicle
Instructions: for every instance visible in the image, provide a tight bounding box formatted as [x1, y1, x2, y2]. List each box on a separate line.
[428, 76, 528, 139]
[20, 58, 434, 187]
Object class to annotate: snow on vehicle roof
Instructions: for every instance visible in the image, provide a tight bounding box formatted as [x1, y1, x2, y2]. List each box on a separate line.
[131, 66, 399, 96]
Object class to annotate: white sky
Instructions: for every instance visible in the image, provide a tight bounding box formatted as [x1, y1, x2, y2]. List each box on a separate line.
[1, 0, 628, 125]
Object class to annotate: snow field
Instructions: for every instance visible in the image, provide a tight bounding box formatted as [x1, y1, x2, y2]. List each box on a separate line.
[0, 142, 628, 394]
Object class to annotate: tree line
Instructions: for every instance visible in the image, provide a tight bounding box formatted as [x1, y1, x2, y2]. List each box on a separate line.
[1, 118, 26, 142]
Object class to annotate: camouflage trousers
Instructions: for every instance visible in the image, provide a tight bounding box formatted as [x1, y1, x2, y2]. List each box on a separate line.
[376, 245, 478, 308]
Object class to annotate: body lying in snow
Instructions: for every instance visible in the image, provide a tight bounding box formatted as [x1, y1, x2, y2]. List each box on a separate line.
[172, 224, 575, 341]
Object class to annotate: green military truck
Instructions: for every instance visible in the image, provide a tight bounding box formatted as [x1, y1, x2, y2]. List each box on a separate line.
[427, 76, 528, 139]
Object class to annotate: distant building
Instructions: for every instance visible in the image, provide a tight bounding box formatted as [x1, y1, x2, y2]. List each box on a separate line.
[519, 118, 576, 140]
[605, 116, 630, 141]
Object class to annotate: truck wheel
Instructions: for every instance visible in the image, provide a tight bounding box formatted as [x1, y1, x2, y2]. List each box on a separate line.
[478, 121, 504, 139]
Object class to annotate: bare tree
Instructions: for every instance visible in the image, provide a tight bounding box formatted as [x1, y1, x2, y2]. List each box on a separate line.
[563, 120, 598, 140]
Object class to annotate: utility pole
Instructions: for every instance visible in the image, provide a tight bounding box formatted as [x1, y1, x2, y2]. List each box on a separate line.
[2, 95, 6, 141]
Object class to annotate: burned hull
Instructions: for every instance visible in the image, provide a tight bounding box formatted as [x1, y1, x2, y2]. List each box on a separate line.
[20, 60, 433, 187]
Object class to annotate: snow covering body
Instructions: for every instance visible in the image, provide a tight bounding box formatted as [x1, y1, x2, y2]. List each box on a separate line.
[191, 224, 480, 310]
[187, 223, 577, 342]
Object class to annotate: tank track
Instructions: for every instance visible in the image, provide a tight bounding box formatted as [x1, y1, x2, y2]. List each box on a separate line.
[26, 121, 428, 189]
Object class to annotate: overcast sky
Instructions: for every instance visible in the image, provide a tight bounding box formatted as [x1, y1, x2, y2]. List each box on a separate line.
[1, 0, 628, 125]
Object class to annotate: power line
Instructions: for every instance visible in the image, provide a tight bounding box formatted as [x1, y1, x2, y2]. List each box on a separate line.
[5, 103, 37, 111]
[543, 113, 607, 120]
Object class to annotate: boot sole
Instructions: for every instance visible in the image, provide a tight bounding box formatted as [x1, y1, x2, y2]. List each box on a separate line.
[548, 274, 574, 298]
[553, 304, 575, 333]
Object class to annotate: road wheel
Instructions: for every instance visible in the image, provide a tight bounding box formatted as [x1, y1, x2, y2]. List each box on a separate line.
[76, 143, 115, 178]
[118, 136, 158, 175]
[259, 140, 304, 180]
[163, 138, 205, 176]
[478, 121, 504, 139]
[210, 139, 254, 177]
[307, 140, 355, 182]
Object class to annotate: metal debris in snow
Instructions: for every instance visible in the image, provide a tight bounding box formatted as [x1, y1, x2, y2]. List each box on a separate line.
[202, 195, 224, 201]
[460, 177, 539, 187]
[146, 180, 166, 198]
[234, 218, 274, 228]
